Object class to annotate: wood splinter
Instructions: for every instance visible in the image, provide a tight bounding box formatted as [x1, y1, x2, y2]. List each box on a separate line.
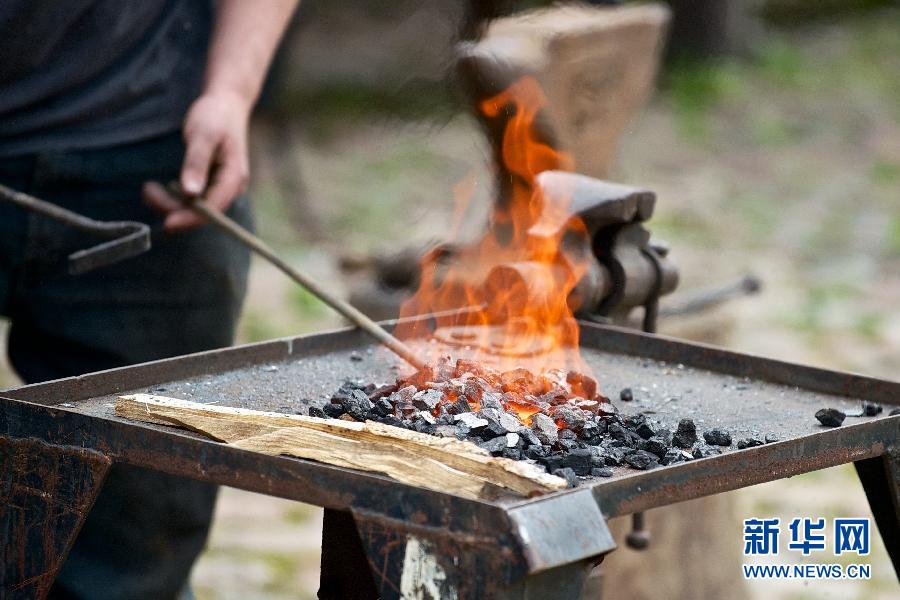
[115, 394, 566, 500]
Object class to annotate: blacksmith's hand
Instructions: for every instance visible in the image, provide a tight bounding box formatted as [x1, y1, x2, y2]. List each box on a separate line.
[142, 90, 250, 231]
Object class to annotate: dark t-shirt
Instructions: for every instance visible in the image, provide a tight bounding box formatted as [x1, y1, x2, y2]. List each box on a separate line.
[0, 0, 212, 157]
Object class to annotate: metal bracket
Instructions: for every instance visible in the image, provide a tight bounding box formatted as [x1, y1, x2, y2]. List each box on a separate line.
[0, 183, 151, 274]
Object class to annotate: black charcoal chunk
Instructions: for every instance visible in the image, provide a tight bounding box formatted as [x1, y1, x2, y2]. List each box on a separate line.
[764, 434, 779, 444]
[604, 447, 626, 466]
[551, 467, 580, 488]
[323, 404, 344, 419]
[645, 436, 669, 459]
[660, 448, 685, 465]
[736, 438, 765, 449]
[434, 425, 460, 438]
[635, 422, 657, 440]
[703, 428, 732, 447]
[861, 401, 882, 417]
[349, 351, 363, 362]
[531, 413, 559, 445]
[692, 444, 722, 459]
[308, 406, 327, 418]
[815, 408, 845, 427]
[502, 447, 522, 461]
[478, 437, 507, 455]
[591, 467, 614, 478]
[624, 450, 658, 470]
[525, 445, 549, 460]
[519, 428, 542, 448]
[672, 419, 697, 449]
[619, 387, 634, 402]
[890, 408, 900, 417]
[540, 447, 593, 476]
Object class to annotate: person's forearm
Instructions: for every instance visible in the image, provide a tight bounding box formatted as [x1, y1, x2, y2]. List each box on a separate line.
[204, 0, 299, 108]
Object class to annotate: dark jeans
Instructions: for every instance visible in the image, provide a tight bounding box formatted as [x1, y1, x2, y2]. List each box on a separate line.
[0, 132, 252, 599]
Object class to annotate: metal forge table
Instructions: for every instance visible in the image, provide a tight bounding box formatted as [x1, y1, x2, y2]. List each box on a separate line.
[2, 321, 899, 599]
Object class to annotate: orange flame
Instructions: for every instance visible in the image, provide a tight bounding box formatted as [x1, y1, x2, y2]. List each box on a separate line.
[396, 76, 591, 378]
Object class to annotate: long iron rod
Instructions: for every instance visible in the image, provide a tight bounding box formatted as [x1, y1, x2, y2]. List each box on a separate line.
[188, 199, 428, 370]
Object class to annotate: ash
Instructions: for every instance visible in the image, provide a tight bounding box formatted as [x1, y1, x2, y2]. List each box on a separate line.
[316, 358, 755, 483]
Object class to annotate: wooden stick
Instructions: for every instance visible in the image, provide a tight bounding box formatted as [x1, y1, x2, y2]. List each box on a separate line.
[182, 194, 426, 370]
[116, 394, 565, 499]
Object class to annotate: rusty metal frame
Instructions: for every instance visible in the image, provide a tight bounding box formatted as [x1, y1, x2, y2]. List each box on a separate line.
[1, 321, 898, 598]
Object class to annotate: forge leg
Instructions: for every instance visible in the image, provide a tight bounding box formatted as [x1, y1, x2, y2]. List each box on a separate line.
[855, 448, 900, 580]
[319, 509, 380, 600]
[0, 436, 111, 599]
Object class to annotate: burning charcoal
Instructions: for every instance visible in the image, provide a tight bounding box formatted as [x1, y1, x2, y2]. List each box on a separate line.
[645, 436, 669, 459]
[433, 356, 455, 381]
[531, 413, 559, 445]
[501, 368, 546, 395]
[525, 445, 549, 460]
[498, 411, 524, 434]
[591, 467, 614, 478]
[552, 405, 586, 431]
[480, 391, 504, 412]
[349, 351, 363, 362]
[624, 450, 658, 470]
[308, 406, 327, 419]
[519, 428, 542, 448]
[619, 387, 634, 402]
[447, 397, 472, 415]
[401, 365, 435, 389]
[672, 419, 697, 449]
[455, 412, 488, 431]
[323, 404, 345, 419]
[398, 403, 418, 419]
[566, 371, 598, 399]
[366, 383, 398, 401]
[815, 408, 845, 427]
[412, 389, 442, 412]
[736, 438, 764, 449]
[502, 448, 523, 461]
[703, 428, 732, 447]
[551, 468, 580, 488]
[395, 385, 417, 403]
[576, 399, 599, 414]
[764, 434, 779, 444]
[861, 401, 882, 417]
[478, 437, 507, 456]
[595, 401, 618, 416]
[890, 407, 900, 417]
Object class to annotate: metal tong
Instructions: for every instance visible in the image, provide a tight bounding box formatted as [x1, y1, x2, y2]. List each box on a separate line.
[0, 183, 151, 274]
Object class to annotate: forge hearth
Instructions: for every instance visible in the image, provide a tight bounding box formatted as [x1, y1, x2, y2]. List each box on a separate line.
[2, 319, 899, 598]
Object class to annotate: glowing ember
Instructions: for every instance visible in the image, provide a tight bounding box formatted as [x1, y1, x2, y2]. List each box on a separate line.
[395, 76, 592, 376]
